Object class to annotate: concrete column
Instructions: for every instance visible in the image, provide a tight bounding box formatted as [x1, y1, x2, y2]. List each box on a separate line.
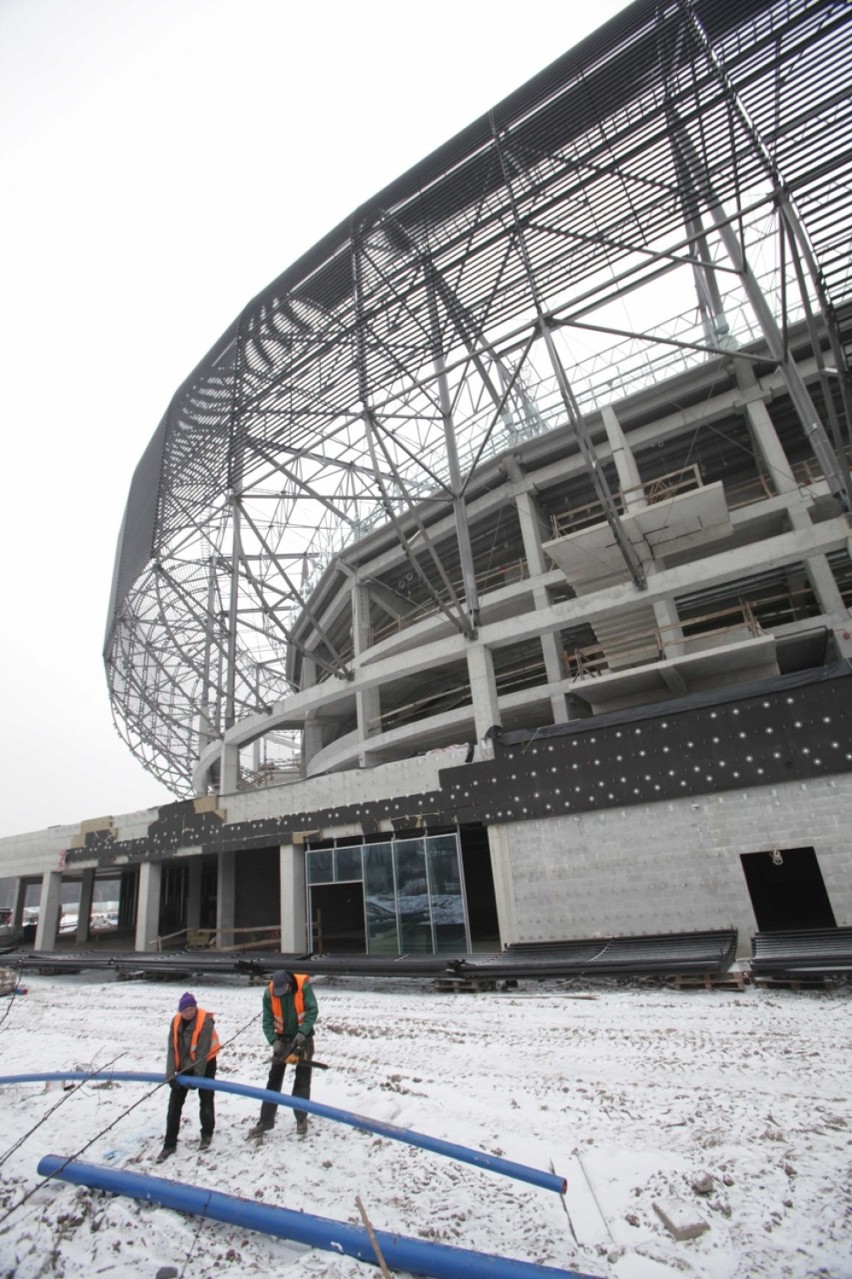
[34, 871, 63, 952]
[280, 843, 308, 953]
[601, 404, 644, 510]
[187, 857, 203, 932]
[301, 653, 318, 691]
[745, 399, 798, 496]
[12, 878, 27, 929]
[219, 742, 239, 796]
[805, 555, 847, 619]
[135, 861, 162, 952]
[787, 507, 850, 618]
[467, 641, 501, 753]
[217, 850, 236, 948]
[514, 486, 550, 578]
[76, 868, 96, 944]
[515, 487, 569, 723]
[652, 593, 685, 658]
[486, 825, 517, 946]
[353, 581, 381, 767]
[301, 655, 325, 769]
[303, 715, 325, 768]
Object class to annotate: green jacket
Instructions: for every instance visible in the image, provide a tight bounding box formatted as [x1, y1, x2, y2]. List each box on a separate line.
[261, 978, 318, 1045]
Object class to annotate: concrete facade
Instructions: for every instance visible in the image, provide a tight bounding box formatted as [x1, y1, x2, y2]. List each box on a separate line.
[3, 686, 851, 956]
[492, 777, 852, 952]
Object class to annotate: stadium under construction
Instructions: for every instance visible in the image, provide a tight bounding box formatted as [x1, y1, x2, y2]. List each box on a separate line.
[2, 0, 852, 971]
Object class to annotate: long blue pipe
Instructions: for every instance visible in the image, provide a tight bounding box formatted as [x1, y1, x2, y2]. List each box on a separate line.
[1, 1071, 566, 1195]
[36, 1156, 601, 1279]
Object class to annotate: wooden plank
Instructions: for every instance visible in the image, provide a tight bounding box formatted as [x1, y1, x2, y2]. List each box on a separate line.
[671, 972, 746, 992]
[752, 975, 827, 990]
[433, 976, 497, 994]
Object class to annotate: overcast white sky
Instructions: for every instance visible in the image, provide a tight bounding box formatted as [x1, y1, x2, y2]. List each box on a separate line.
[0, 0, 630, 838]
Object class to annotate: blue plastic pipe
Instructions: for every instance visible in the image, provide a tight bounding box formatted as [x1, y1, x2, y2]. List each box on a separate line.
[36, 1156, 601, 1279]
[1, 1071, 566, 1195]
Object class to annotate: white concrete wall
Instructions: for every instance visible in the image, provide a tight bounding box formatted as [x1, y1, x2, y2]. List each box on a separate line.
[0, 808, 159, 879]
[0, 826, 77, 878]
[220, 751, 466, 826]
[492, 776, 852, 953]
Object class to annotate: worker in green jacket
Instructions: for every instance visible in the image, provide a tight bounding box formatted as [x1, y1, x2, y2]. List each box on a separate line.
[247, 970, 318, 1138]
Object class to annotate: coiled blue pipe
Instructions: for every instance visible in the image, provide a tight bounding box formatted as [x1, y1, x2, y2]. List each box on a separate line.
[1, 1071, 566, 1194]
[36, 1156, 601, 1279]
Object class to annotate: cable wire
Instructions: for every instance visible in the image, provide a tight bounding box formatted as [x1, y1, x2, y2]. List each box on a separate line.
[0, 1005, 260, 1233]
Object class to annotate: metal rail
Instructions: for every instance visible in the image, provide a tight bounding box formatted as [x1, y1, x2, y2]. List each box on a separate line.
[751, 927, 852, 976]
[7, 928, 737, 981]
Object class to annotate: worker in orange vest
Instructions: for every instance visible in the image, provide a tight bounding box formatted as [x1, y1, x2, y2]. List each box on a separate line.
[247, 969, 318, 1139]
[157, 991, 220, 1162]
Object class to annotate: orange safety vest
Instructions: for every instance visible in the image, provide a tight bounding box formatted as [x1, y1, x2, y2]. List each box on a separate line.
[268, 973, 309, 1036]
[171, 1007, 220, 1068]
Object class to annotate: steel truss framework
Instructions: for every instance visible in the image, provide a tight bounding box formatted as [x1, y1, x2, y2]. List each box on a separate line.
[106, 0, 852, 795]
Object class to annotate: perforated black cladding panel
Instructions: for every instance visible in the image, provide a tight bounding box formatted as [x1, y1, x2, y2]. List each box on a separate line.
[442, 675, 852, 823]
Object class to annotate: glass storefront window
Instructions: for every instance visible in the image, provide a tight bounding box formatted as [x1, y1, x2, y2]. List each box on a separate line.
[427, 835, 468, 952]
[394, 839, 432, 953]
[306, 849, 333, 884]
[335, 846, 363, 883]
[307, 833, 470, 955]
[364, 843, 397, 954]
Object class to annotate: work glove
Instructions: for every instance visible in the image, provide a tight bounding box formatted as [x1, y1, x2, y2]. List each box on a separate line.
[271, 1038, 287, 1061]
[292, 1032, 307, 1053]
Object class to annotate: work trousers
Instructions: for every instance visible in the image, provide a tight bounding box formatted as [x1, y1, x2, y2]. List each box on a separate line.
[165, 1057, 217, 1147]
[259, 1035, 314, 1127]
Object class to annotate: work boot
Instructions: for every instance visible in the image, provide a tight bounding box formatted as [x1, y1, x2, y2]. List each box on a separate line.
[295, 1115, 308, 1136]
[199, 1133, 212, 1150]
[156, 1145, 176, 1164]
[246, 1121, 272, 1140]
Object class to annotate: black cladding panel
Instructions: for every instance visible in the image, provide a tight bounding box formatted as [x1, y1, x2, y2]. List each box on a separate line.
[442, 677, 852, 823]
[64, 671, 852, 870]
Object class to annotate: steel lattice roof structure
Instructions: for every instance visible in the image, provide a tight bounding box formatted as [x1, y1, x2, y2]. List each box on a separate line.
[105, 0, 852, 796]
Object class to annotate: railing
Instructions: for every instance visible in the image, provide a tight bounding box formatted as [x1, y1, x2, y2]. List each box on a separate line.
[748, 586, 822, 630]
[494, 656, 547, 696]
[368, 651, 552, 736]
[369, 559, 527, 646]
[550, 464, 704, 539]
[566, 601, 763, 678]
[157, 925, 281, 952]
[724, 473, 775, 510]
[368, 680, 471, 733]
[238, 761, 303, 790]
[623, 463, 704, 508]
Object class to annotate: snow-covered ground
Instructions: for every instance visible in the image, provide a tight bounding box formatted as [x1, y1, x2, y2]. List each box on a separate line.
[0, 971, 849, 1278]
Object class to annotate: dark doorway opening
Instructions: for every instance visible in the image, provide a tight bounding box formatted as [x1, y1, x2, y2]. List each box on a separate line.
[459, 824, 500, 950]
[200, 857, 218, 929]
[740, 847, 837, 931]
[312, 882, 366, 954]
[160, 864, 188, 939]
[234, 847, 281, 947]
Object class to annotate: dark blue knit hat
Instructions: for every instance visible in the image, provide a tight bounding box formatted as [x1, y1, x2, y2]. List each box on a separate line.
[178, 992, 197, 1012]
